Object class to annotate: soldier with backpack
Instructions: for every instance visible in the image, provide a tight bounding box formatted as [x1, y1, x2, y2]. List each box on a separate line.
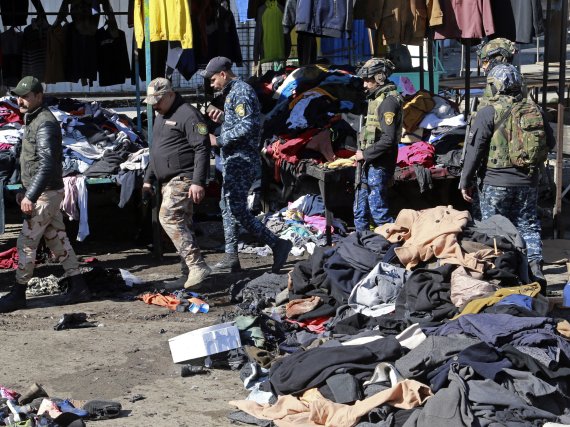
[460, 63, 555, 291]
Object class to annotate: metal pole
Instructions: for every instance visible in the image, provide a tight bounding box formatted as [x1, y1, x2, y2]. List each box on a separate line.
[134, 49, 142, 131]
[464, 40, 471, 119]
[554, 0, 568, 238]
[542, 0, 552, 111]
[143, 0, 161, 258]
[419, 43, 425, 91]
[427, 35, 434, 93]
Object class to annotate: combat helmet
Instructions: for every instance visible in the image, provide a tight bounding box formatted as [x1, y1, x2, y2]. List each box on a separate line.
[486, 63, 523, 95]
[477, 38, 517, 70]
[357, 58, 396, 82]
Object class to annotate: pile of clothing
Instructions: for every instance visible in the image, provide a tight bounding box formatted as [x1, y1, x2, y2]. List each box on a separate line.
[260, 65, 363, 178]
[0, 95, 147, 241]
[218, 206, 570, 427]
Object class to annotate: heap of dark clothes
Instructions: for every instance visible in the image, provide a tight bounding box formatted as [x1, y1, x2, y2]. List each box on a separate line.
[214, 207, 570, 427]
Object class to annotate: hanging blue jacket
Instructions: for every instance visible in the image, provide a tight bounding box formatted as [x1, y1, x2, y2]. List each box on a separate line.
[295, 0, 353, 38]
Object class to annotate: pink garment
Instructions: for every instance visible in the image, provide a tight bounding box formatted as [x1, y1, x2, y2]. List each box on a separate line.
[229, 379, 433, 427]
[0, 143, 13, 150]
[303, 215, 331, 234]
[0, 102, 23, 126]
[396, 141, 435, 168]
[433, 0, 495, 40]
[61, 176, 79, 221]
[0, 247, 18, 269]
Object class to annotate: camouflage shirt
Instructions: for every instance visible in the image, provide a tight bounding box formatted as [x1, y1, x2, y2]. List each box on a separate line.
[218, 79, 262, 164]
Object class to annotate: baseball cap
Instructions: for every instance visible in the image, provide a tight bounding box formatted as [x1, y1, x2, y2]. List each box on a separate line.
[200, 56, 233, 79]
[11, 76, 43, 97]
[144, 77, 173, 105]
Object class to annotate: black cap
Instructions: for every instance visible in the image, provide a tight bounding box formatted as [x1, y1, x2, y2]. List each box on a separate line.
[200, 56, 233, 79]
[11, 76, 43, 97]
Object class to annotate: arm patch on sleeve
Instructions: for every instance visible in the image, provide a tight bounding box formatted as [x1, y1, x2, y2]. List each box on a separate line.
[383, 112, 395, 125]
[235, 104, 246, 117]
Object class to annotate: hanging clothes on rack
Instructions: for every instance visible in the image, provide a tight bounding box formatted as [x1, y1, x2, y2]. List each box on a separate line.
[0, 0, 29, 27]
[254, 0, 287, 64]
[44, 24, 68, 84]
[22, 14, 50, 80]
[283, 0, 317, 66]
[489, 0, 544, 44]
[295, 0, 355, 38]
[0, 27, 24, 87]
[96, 24, 131, 86]
[192, 0, 243, 67]
[134, 0, 193, 50]
[432, 0, 495, 40]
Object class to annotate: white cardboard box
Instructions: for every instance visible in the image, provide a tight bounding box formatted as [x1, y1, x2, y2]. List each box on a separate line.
[168, 322, 242, 363]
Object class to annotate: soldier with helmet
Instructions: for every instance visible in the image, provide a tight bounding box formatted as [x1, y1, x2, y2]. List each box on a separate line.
[460, 63, 555, 292]
[354, 58, 403, 231]
[477, 37, 517, 73]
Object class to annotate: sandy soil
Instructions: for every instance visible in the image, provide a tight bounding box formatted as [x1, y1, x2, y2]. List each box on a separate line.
[0, 194, 294, 426]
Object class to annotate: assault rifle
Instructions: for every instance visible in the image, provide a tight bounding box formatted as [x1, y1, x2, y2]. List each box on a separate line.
[355, 114, 364, 210]
[459, 96, 479, 190]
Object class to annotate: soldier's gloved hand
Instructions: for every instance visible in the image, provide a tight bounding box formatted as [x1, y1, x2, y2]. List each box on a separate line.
[461, 187, 474, 203]
[189, 184, 205, 205]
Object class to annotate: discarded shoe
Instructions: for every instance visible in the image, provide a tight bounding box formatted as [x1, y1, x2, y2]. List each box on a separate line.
[62, 275, 91, 305]
[271, 239, 293, 273]
[212, 253, 241, 273]
[180, 365, 209, 377]
[18, 383, 48, 405]
[53, 313, 97, 331]
[0, 285, 27, 313]
[184, 263, 212, 289]
[80, 400, 122, 420]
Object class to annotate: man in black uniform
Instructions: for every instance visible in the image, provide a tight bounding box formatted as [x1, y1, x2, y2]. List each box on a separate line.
[142, 78, 211, 289]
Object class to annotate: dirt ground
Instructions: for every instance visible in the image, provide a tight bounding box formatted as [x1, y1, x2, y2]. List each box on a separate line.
[1, 189, 569, 427]
[0, 190, 297, 427]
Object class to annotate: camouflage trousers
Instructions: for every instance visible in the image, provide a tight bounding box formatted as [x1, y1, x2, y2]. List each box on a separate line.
[480, 184, 542, 262]
[353, 165, 393, 232]
[16, 189, 80, 285]
[221, 159, 278, 254]
[159, 177, 204, 268]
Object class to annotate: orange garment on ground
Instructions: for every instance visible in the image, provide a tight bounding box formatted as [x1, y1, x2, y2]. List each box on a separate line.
[229, 379, 432, 427]
[140, 293, 180, 311]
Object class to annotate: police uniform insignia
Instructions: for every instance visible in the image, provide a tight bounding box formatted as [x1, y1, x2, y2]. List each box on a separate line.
[196, 123, 208, 135]
[235, 104, 246, 117]
[383, 112, 395, 125]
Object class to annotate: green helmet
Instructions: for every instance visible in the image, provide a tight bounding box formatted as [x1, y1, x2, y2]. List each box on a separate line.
[477, 38, 517, 63]
[357, 58, 396, 79]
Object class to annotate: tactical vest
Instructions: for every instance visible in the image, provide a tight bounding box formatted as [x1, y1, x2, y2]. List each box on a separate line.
[486, 95, 514, 169]
[361, 83, 403, 150]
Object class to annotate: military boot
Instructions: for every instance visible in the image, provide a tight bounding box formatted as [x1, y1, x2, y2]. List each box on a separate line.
[0, 284, 27, 313]
[184, 263, 212, 289]
[63, 274, 92, 304]
[212, 253, 241, 273]
[529, 259, 547, 295]
[163, 257, 190, 289]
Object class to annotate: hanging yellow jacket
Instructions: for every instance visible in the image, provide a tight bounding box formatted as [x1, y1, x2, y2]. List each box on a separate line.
[134, 0, 193, 50]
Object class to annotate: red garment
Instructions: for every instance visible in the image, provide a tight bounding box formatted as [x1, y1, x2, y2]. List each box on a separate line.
[397, 141, 435, 168]
[433, 0, 495, 40]
[0, 247, 18, 269]
[140, 293, 180, 310]
[285, 315, 330, 333]
[0, 102, 23, 126]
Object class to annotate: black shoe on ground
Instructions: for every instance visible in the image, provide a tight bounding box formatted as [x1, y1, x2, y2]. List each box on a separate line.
[0, 284, 27, 313]
[212, 253, 242, 273]
[63, 274, 92, 304]
[272, 239, 293, 273]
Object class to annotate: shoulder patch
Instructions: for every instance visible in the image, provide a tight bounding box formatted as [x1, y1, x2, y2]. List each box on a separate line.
[195, 123, 208, 135]
[235, 104, 246, 117]
[383, 112, 395, 126]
